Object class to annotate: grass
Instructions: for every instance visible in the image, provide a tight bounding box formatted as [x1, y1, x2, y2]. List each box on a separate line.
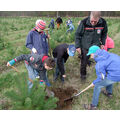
[0, 16, 120, 109]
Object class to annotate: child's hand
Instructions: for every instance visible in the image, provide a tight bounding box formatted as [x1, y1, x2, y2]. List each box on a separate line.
[7, 62, 11, 66]
[62, 75, 66, 78]
[7, 59, 16, 66]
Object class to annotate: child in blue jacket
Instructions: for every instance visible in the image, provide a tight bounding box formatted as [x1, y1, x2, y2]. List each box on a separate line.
[83, 45, 120, 110]
[66, 19, 74, 33]
[48, 19, 54, 32]
[26, 20, 49, 55]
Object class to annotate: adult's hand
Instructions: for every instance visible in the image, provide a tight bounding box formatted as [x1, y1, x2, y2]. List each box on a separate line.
[76, 48, 81, 54]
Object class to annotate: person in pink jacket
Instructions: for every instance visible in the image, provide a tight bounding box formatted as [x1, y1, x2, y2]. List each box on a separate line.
[104, 35, 114, 51]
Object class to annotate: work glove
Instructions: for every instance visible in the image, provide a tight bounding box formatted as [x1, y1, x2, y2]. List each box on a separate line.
[32, 48, 37, 53]
[8, 59, 16, 66]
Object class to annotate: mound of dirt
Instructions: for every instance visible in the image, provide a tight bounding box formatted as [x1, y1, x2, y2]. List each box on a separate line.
[52, 87, 77, 110]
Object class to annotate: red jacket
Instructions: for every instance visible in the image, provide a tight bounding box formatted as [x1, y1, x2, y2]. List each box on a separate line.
[104, 35, 114, 51]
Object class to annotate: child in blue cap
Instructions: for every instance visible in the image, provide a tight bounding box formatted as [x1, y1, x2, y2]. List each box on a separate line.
[52, 44, 76, 83]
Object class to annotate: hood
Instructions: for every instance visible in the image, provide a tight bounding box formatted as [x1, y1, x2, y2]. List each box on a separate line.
[94, 49, 110, 62]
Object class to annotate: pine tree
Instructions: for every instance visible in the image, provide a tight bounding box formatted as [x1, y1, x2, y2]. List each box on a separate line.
[5, 73, 58, 110]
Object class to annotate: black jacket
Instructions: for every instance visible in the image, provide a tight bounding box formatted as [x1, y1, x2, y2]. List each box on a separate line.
[15, 53, 45, 71]
[75, 17, 108, 49]
[55, 17, 63, 24]
[52, 44, 69, 75]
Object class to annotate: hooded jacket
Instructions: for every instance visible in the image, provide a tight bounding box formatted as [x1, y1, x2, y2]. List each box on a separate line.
[75, 17, 108, 49]
[26, 30, 48, 55]
[93, 49, 120, 84]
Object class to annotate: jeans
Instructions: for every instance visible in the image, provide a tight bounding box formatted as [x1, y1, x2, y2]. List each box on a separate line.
[54, 58, 65, 81]
[66, 27, 74, 33]
[92, 78, 116, 106]
[25, 63, 51, 90]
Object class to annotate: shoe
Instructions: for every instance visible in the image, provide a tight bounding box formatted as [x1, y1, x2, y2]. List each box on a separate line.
[46, 82, 51, 87]
[102, 90, 113, 98]
[60, 76, 64, 83]
[84, 104, 97, 110]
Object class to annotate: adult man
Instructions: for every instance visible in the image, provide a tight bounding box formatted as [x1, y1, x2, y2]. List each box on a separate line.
[52, 44, 76, 83]
[75, 11, 108, 81]
[84, 45, 120, 110]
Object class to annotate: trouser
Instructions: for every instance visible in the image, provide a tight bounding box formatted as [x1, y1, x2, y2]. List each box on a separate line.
[54, 58, 65, 81]
[57, 23, 60, 29]
[80, 48, 90, 77]
[92, 78, 116, 106]
[66, 27, 74, 33]
[25, 63, 51, 90]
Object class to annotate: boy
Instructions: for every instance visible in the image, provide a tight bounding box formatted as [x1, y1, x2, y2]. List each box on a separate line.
[83, 45, 120, 110]
[52, 44, 76, 83]
[7, 53, 55, 88]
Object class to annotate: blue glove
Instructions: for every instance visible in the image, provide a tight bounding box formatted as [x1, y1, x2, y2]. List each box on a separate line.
[9, 59, 16, 66]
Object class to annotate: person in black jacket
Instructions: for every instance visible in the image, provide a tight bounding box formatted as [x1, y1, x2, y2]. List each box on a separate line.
[75, 11, 108, 81]
[55, 16, 63, 30]
[52, 44, 76, 83]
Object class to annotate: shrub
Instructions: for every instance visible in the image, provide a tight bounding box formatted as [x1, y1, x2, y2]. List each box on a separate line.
[5, 74, 58, 110]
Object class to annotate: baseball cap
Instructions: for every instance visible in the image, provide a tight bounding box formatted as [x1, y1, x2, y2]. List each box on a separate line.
[68, 45, 76, 56]
[87, 45, 100, 56]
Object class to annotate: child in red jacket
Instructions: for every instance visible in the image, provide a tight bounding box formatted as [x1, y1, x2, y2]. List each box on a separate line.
[104, 35, 114, 51]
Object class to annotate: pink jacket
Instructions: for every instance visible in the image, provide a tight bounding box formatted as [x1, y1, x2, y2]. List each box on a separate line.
[104, 35, 114, 51]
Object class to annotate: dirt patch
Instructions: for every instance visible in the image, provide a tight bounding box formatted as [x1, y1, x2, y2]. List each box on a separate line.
[52, 87, 77, 110]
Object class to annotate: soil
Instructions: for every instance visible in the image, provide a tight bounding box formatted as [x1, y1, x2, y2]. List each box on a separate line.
[52, 87, 77, 110]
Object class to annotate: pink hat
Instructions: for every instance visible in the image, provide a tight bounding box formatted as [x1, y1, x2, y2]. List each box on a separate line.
[36, 20, 46, 30]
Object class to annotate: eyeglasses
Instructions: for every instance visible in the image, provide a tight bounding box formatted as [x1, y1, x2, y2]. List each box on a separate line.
[90, 20, 98, 24]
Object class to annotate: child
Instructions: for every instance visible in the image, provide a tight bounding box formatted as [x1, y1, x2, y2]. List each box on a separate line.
[7, 53, 55, 88]
[55, 16, 63, 30]
[52, 44, 76, 83]
[104, 35, 114, 51]
[66, 20, 74, 33]
[84, 45, 120, 110]
[48, 19, 54, 32]
[26, 19, 49, 55]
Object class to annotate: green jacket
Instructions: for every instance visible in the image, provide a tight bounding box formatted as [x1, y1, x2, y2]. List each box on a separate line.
[75, 17, 108, 49]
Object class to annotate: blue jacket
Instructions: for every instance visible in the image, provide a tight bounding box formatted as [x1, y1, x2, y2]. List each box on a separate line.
[67, 23, 74, 30]
[48, 19, 54, 29]
[26, 30, 49, 55]
[93, 49, 120, 84]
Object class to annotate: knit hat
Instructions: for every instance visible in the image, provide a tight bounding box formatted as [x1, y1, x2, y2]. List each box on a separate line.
[68, 45, 76, 56]
[36, 20, 46, 30]
[87, 45, 100, 56]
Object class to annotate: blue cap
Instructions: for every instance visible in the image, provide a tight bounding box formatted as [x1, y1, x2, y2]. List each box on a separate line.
[68, 45, 76, 56]
[87, 45, 100, 56]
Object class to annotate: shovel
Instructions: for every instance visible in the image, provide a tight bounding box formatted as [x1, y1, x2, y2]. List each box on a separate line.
[64, 83, 94, 102]
[10, 65, 33, 83]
